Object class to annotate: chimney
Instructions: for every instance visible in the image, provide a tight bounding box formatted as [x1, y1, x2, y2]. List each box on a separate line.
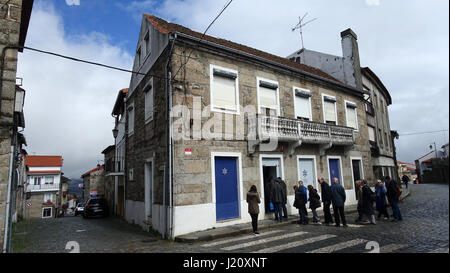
[340, 28, 362, 89]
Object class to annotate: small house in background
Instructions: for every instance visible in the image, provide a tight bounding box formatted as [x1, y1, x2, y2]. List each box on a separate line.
[397, 161, 417, 182]
[81, 165, 105, 201]
[102, 144, 116, 216]
[24, 155, 63, 219]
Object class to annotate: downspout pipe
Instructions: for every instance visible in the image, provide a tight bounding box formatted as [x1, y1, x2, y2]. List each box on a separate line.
[165, 33, 176, 239]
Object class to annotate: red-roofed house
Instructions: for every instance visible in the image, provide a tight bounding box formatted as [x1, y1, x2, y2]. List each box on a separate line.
[24, 155, 63, 219]
[81, 165, 105, 202]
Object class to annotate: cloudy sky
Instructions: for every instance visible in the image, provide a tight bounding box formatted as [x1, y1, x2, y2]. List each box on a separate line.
[17, 0, 449, 179]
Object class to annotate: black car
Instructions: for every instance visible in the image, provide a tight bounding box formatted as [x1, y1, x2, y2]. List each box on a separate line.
[83, 198, 109, 218]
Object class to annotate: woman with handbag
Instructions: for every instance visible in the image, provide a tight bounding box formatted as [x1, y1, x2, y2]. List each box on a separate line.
[246, 185, 261, 235]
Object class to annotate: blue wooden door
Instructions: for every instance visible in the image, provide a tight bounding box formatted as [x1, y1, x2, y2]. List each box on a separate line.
[329, 159, 341, 185]
[215, 157, 239, 221]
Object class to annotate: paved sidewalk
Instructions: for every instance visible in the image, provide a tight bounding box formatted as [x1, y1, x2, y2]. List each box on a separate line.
[176, 187, 410, 243]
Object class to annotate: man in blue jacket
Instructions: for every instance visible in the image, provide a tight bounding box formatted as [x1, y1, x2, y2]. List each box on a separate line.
[330, 177, 347, 227]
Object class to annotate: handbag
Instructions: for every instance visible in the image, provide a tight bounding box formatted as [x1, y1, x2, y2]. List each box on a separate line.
[269, 202, 274, 211]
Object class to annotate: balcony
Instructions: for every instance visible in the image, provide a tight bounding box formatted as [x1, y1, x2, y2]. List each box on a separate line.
[26, 183, 60, 192]
[249, 115, 355, 155]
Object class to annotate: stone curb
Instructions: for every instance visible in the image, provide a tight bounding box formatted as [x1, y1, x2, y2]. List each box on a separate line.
[175, 207, 359, 243]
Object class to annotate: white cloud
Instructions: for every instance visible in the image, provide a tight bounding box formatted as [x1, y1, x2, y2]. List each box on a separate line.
[17, 3, 133, 179]
[365, 0, 380, 6]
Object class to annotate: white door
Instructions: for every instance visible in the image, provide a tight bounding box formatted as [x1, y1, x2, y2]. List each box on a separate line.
[298, 158, 316, 189]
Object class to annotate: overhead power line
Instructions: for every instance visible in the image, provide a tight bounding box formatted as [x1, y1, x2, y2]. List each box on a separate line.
[171, 0, 234, 81]
[21, 46, 168, 80]
[399, 129, 449, 136]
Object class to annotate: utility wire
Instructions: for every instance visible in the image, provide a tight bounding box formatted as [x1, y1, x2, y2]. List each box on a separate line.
[171, 0, 234, 82]
[21, 46, 169, 80]
[399, 129, 449, 136]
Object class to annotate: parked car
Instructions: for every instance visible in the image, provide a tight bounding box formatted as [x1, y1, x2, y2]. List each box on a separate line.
[83, 198, 109, 218]
[74, 203, 84, 216]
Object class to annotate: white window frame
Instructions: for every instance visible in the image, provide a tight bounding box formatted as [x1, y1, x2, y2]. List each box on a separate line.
[296, 155, 319, 192]
[210, 152, 243, 224]
[327, 155, 344, 187]
[259, 154, 285, 203]
[44, 193, 53, 202]
[368, 125, 376, 142]
[127, 101, 135, 136]
[292, 86, 312, 121]
[42, 207, 52, 218]
[322, 93, 338, 125]
[344, 100, 359, 131]
[256, 77, 280, 116]
[209, 64, 240, 115]
[144, 77, 154, 124]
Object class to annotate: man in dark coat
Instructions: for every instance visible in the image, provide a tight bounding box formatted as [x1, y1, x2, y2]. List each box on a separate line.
[270, 178, 284, 222]
[401, 174, 409, 189]
[385, 176, 403, 222]
[318, 178, 334, 225]
[361, 180, 376, 224]
[330, 177, 347, 227]
[279, 178, 288, 219]
[307, 185, 321, 223]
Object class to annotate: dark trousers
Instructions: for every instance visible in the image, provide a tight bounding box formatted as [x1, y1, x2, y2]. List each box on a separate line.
[274, 202, 283, 221]
[356, 204, 363, 221]
[391, 201, 403, 220]
[282, 203, 288, 218]
[298, 206, 308, 223]
[323, 202, 333, 223]
[377, 205, 389, 218]
[332, 205, 346, 226]
[250, 213, 258, 232]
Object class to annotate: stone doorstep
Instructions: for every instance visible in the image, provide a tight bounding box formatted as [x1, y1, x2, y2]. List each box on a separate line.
[175, 204, 359, 243]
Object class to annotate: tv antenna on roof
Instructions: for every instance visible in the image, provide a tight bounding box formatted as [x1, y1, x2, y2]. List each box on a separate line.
[292, 13, 317, 50]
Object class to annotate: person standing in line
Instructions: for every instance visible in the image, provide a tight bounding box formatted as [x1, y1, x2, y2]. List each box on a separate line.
[361, 180, 376, 225]
[330, 177, 347, 227]
[279, 177, 288, 220]
[375, 179, 389, 220]
[318, 178, 334, 225]
[293, 181, 308, 225]
[307, 185, 321, 223]
[355, 180, 363, 223]
[246, 185, 261, 235]
[385, 176, 403, 222]
[401, 174, 409, 189]
[270, 178, 284, 223]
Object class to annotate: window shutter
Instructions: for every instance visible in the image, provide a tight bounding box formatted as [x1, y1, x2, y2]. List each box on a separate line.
[295, 95, 310, 119]
[346, 106, 357, 129]
[324, 100, 336, 122]
[368, 126, 375, 141]
[259, 86, 277, 110]
[213, 75, 236, 110]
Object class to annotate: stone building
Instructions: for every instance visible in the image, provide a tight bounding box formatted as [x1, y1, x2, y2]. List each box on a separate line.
[24, 155, 63, 219]
[81, 165, 105, 200]
[0, 0, 33, 252]
[117, 14, 379, 238]
[287, 29, 399, 183]
[102, 144, 116, 215]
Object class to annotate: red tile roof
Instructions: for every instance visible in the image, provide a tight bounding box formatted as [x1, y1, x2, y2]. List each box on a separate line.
[144, 14, 341, 83]
[25, 155, 63, 167]
[28, 170, 61, 174]
[81, 165, 104, 178]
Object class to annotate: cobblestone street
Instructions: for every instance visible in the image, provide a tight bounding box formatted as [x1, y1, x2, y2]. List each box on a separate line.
[12, 183, 449, 253]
